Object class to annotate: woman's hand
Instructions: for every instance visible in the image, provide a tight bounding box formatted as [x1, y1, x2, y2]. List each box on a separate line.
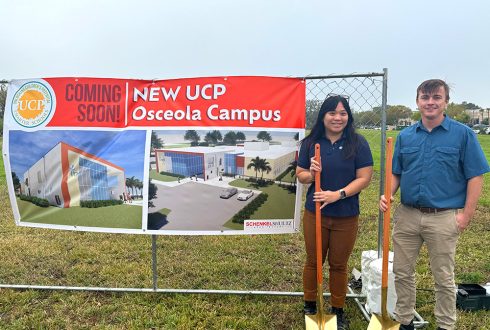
[310, 157, 321, 179]
[313, 190, 340, 209]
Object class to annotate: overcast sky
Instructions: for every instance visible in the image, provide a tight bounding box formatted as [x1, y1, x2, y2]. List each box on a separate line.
[1, 0, 489, 110]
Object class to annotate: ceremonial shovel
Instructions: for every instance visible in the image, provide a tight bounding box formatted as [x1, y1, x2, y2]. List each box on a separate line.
[305, 143, 337, 330]
[367, 137, 400, 330]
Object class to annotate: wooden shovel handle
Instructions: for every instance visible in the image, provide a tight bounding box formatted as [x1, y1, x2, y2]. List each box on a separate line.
[315, 144, 322, 284]
[382, 137, 393, 289]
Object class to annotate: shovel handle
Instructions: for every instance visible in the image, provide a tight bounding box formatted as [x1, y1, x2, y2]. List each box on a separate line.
[314, 144, 322, 285]
[381, 137, 393, 318]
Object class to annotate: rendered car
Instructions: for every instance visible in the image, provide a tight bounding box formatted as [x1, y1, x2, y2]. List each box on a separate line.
[237, 189, 254, 201]
[220, 187, 238, 199]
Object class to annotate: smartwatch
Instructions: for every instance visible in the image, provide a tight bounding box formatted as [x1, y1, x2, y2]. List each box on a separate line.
[339, 189, 347, 199]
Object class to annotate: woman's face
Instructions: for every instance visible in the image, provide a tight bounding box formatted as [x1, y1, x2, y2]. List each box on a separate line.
[323, 101, 349, 135]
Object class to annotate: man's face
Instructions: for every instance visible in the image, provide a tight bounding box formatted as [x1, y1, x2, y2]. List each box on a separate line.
[417, 86, 447, 120]
[416, 86, 448, 121]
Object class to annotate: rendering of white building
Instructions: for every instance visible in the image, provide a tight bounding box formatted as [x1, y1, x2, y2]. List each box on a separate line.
[21, 142, 126, 208]
[154, 141, 297, 181]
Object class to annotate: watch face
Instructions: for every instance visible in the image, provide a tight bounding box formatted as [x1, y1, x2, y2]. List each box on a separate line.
[340, 190, 346, 199]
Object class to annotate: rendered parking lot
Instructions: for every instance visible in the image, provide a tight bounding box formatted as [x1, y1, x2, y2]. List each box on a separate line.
[148, 181, 259, 231]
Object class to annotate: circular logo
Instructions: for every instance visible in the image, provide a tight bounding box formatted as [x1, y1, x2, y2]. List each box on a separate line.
[11, 81, 54, 127]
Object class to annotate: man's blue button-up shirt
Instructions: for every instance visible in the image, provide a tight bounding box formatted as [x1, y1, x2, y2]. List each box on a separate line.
[392, 116, 489, 208]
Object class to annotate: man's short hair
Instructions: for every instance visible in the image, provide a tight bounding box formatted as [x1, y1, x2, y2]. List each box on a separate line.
[416, 79, 450, 102]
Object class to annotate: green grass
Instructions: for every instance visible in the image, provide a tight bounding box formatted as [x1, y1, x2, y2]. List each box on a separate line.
[228, 179, 296, 219]
[223, 180, 296, 230]
[222, 218, 243, 230]
[1, 134, 490, 329]
[17, 199, 143, 229]
[149, 169, 179, 182]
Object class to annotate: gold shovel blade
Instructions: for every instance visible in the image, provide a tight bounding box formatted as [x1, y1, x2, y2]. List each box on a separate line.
[305, 314, 337, 330]
[367, 314, 400, 330]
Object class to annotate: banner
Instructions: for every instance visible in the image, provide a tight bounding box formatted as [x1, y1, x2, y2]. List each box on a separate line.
[2, 76, 305, 235]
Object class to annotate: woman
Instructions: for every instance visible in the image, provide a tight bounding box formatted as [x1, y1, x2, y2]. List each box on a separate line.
[296, 94, 373, 329]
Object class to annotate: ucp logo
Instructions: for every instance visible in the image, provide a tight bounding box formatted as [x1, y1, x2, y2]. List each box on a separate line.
[11, 80, 55, 128]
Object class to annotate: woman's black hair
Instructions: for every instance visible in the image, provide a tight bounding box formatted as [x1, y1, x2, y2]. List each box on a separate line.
[302, 95, 359, 159]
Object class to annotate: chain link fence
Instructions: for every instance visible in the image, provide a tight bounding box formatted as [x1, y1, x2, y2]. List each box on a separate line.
[304, 72, 387, 147]
[303, 71, 388, 256]
[0, 72, 388, 293]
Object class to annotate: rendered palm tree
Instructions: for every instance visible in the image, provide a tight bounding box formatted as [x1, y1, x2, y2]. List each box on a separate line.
[259, 160, 272, 180]
[247, 156, 262, 181]
[134, 178, 143, 197]
[288, 160, 298, 187]
[126, 176, 137, 195]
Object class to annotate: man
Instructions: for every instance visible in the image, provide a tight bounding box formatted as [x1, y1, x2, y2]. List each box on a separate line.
[379, 79, 489, 330]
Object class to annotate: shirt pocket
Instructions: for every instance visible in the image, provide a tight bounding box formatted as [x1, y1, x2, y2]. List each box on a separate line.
[434, 147, 460, 170]
[400, 146, 420, 170]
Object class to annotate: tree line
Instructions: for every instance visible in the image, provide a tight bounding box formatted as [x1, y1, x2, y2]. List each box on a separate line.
[306, 99, 488, 129]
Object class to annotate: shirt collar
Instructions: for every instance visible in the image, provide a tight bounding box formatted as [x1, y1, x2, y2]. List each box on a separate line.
[323, 132, 347, 144]
[416, 115, 450, 132]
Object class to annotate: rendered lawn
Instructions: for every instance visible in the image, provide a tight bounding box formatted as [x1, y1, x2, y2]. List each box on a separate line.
[149, 169, 179, 182]
[17, 199, 143, 229]
[228, 179, 296, 219]
[1, 134, 490, 329]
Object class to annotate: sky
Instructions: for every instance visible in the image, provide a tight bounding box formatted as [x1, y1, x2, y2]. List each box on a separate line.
[1, 0, 489, 110]
[9, 130, 146, 180]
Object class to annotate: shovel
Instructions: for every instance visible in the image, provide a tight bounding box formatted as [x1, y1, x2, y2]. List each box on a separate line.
[367, 137, 400, 330]
[305, 143, 337, 330]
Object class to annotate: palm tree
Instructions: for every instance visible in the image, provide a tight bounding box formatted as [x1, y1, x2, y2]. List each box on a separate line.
[151, 132, 164, 151]
[133, 178, 143, 197]
[247, 156, 262, 181]
[259, 160, 272, 180]
[126, 176, 137, 195]
[288, 160, 298, 187]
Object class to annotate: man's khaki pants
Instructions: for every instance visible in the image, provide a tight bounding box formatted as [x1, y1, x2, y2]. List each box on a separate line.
[392, 204, 459, 330]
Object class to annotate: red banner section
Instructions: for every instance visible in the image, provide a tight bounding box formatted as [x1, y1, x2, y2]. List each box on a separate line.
[45, 76, 305, 129]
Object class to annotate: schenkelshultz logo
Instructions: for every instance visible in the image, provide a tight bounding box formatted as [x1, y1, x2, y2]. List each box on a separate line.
[244, 219, 293, 231]
[11, 80, 55, 128]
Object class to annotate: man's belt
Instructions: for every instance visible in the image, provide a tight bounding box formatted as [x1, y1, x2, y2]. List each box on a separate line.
[411, 206, 453, 213]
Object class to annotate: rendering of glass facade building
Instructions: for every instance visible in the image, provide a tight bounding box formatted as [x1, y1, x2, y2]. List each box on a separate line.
[224, 152, 244, 175]
[164, 151, 204, 177]
[78, 158, 111, 201]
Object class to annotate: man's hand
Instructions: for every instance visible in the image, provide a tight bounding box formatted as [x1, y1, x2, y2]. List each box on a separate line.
[379, 194, 394, 212]
[456, 211, 471, 232]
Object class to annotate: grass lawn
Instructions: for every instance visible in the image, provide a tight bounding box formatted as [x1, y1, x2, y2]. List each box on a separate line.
[276, 168, 296, 183]
[223, 179, 296, 230]
[0, 134, 489, 329]
[17, 199, 143, 229]
[228, 179, 296, 219]
[149, 169, 180, 182]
